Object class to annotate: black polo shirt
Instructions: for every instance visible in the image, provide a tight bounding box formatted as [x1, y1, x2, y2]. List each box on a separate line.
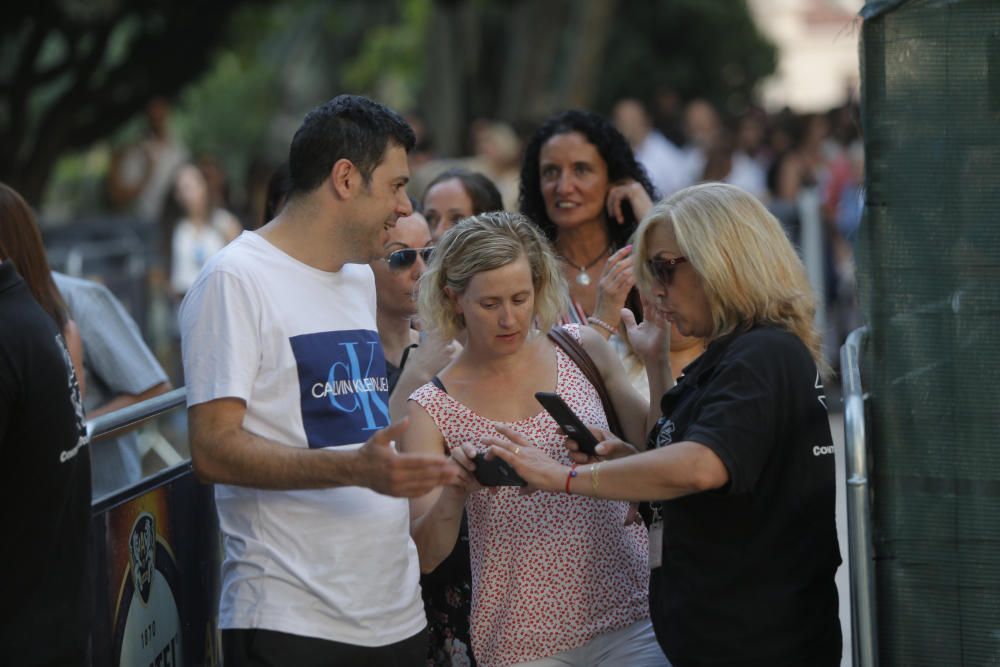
[648, 325, 841, 667]
[0, 260, 91, 663]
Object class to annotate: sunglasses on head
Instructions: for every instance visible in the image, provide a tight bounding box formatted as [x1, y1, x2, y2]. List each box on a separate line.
[647, 256, 688, 285]
[384, 246, 433, 271]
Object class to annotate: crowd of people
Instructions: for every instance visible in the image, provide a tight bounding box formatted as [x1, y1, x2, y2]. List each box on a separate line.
[101, 94, 863, 386]
[1, 91, 852, 666]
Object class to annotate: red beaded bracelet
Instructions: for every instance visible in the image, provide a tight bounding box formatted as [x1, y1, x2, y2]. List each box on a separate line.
[565, 463, 578, 494]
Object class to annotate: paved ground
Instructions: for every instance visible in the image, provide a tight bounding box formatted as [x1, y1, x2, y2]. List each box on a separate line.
[830, 410, 854, 667]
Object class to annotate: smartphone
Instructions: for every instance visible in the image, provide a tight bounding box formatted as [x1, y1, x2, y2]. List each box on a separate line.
[618, 198, 637, 227]
[473, 451, 526, 487]
[534, 392, 600, 456]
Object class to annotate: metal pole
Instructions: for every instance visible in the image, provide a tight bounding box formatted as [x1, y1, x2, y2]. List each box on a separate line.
[799, 187, 828, 351]
[86, 387, 187, 443]
[840, 326, 877, 667]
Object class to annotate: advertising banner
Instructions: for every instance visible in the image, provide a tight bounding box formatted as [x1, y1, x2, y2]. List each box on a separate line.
[90, 465, 220, 666]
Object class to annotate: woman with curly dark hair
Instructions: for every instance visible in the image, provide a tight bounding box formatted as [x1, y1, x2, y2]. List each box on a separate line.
[520, 110, 703, 396]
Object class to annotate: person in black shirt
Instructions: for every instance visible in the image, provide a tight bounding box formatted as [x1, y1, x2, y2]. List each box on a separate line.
[0, 258, 91, 664]
[485, 182, 842, 667]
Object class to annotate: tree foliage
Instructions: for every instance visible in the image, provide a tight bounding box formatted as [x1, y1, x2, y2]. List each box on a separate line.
[173, 0, 414, 187]
[594, 0, 777, 116]
[1, 0, 777, 209]
[416, 0, 776, 155]
[0, 0, 255, 204]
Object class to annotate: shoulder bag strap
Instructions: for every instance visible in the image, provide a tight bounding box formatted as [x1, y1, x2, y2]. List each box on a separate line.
[547, 326, 624, 438]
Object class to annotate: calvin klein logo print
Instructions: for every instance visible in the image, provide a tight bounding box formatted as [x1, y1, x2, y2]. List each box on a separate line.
[311, 339, 389, 430]
[291, 329, 391, 448]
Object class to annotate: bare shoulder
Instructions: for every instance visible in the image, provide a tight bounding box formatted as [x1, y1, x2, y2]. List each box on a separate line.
[401, 398, 447, 455]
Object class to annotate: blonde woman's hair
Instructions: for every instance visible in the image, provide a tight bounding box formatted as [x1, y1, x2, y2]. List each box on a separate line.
[418, 211, 567, 339]
[634, 182, 824, 367]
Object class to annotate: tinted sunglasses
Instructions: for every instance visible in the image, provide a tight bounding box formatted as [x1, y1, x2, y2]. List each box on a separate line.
[385, 246, 433, 271]
[647, 256, 688, 285]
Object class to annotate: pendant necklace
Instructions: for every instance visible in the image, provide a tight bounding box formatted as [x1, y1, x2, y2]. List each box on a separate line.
[561, 243, 612, 286]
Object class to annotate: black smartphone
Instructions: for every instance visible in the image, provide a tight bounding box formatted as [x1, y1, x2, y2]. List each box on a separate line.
[618, 198, 637, 227]
[534, 392, 600, 456]
[473, 451, 526, 487]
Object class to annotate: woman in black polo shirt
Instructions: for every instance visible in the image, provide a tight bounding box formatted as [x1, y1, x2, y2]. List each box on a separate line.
[483, 182, 842, 667]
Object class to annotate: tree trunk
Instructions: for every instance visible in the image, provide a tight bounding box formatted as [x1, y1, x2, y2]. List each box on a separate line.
[421, 2, 478, 157]
[498, 0, 572, 125]
[558, 0, 619, 111]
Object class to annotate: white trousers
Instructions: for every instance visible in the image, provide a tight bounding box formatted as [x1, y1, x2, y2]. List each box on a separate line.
[510, 618, 671, 667]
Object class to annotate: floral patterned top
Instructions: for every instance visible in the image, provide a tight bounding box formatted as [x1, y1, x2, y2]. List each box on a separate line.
[410, 325, 650, 667]
[420, 512, 475, 666]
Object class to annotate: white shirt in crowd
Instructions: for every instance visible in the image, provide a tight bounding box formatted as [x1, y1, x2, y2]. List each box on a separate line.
[170, 209, 241, 295]
[634, 130, 695, 198]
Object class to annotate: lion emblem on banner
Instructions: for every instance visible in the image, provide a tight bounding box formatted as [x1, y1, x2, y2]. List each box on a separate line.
[128, 513, 156, 605]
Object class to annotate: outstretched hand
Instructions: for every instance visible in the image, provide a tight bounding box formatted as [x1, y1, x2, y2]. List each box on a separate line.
[356, 418, 456, 497]
[563, 425, 640, 464]
[482, 425, 566, 494]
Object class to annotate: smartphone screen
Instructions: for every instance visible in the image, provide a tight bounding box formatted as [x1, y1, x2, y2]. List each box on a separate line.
[534, 392, 601, 456]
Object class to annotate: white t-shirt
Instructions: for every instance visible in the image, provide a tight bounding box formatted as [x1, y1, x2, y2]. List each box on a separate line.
[726, 151, 768, 201]
[179, 231, 425, 646]
[170, 209, 240, 295]
[636, 131, 693, 198]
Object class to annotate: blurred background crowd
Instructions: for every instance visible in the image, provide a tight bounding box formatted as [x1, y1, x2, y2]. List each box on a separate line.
[1, 0, 864, 450]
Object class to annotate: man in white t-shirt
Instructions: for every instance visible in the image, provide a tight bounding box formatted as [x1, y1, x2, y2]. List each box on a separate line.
[612, 97, 692, 198]
[180, 95, 455, 666]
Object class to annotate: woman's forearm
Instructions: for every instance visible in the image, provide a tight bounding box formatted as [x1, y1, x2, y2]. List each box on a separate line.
[410, 488, 467, 573]
[565, 441, 728, 501]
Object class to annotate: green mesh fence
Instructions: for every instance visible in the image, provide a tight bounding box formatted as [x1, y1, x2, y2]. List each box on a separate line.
[858, 1, 1000, 665]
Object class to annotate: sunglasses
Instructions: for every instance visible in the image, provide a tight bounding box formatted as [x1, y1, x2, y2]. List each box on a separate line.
[647, 256, 688, 285]
[384, 246, 433, 271]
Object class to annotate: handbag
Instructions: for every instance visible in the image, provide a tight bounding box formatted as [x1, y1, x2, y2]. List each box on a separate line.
[547, 326, 624, 438]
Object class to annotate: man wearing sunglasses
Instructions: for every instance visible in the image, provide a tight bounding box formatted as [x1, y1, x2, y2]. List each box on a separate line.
[180, 95, 455, 665]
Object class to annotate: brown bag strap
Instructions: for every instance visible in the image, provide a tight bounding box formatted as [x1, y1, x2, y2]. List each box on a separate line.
[547, 326, 624, 438]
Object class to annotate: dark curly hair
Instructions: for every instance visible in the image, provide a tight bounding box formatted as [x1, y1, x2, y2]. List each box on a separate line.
[519, 110, 657, 249]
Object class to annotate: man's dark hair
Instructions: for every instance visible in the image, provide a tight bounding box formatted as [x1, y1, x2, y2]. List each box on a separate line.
[288, 95, 416, 196]
[423, 167, 504, 215]
[519, 109, 657, 249]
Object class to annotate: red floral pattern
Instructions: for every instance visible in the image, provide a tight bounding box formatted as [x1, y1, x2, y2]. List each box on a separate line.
[411, 325, 650, 667]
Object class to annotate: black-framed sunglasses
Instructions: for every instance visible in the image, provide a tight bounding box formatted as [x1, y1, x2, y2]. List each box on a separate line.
[384, 246, 433, 271]
[647, 256, 688, 285]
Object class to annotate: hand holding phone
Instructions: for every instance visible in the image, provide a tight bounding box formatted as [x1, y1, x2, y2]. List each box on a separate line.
[473, 451, 527, 487]
[534, 392, 601, 456]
